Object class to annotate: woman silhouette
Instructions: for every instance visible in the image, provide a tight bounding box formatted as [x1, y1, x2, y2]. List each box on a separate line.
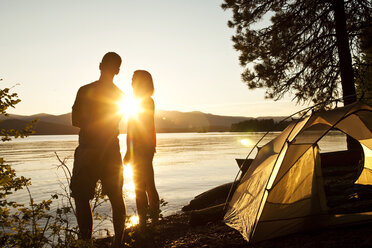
[124, 70, 159, 228]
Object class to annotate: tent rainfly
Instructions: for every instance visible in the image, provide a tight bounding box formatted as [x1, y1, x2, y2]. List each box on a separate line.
[224, 102, 372, 243]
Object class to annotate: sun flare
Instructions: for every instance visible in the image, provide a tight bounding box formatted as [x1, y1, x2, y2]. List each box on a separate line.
[118, 95, 141, 118]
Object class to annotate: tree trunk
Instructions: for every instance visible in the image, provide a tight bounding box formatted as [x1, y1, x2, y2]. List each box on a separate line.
[333, 0, 359, 150]
[333, 0, 356, 105]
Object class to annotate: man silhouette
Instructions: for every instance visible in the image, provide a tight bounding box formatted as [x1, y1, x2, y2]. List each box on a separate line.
[70, 52, 125, 247]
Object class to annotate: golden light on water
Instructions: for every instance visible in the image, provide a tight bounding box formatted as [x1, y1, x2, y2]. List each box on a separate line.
[122, 164, 140, 228]
[123, 164, 136, 199]
[240, 138, 253, 147]
[126, 215, 139, 228]
[123, 163, 133, 178]
[118, 94, 142, 118]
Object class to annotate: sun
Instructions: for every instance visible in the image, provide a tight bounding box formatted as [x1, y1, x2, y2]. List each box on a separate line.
[118, 94, 141, 118]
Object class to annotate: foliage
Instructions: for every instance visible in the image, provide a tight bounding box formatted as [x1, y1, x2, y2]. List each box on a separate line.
[0, 79, 38, 246]
[0, 80, 94, 247]
[0, 79, 19, 116]
[230, 118, 292, 132]
[221, 0, 371, 105]
[0, 154, 107, 247]
[0, 80, 36, 141]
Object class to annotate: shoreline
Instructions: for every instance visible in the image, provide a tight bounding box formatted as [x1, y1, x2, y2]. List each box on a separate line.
[94, 212, 372, 248]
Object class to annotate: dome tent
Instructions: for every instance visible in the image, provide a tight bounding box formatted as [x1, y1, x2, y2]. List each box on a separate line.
[224, 102, 372, 243]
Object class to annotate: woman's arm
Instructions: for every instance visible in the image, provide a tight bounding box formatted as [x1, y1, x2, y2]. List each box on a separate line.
[124, 119, 133, 164]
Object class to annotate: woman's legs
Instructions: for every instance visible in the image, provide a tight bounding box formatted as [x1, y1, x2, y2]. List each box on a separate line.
[133, 155, 159, 226]
[145, 164, 160, 223]
[133, 163, 149, 227]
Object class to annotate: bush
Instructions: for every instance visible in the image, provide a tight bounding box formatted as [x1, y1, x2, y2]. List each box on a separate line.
[0, 81, 96, 247]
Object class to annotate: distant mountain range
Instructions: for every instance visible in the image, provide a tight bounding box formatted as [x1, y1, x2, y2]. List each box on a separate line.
[0, 111, 287, 135]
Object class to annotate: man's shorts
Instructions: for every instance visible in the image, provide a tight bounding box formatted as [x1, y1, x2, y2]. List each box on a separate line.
[70, 141, 123, 200]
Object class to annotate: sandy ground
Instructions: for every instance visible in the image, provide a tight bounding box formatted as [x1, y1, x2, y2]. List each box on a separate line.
[95, 213, 372, 248]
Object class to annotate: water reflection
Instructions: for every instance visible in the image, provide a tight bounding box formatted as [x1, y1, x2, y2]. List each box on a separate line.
[123, 164, 136, 199]
[240, 138, 254, 147]
[126, 215, 139, 228]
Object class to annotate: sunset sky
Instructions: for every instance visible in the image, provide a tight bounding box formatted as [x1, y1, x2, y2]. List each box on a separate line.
[1, 0, 310, 118]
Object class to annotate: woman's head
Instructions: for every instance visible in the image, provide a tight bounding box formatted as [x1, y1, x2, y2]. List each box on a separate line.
[132, 70, 154, 98]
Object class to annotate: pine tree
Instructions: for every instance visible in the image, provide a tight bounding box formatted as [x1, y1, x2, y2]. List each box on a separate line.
[222, 0, 371, 106]
[355, 25, 372, 105]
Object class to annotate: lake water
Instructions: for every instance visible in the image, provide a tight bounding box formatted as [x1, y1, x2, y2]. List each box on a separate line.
[0, 132, 347, 233]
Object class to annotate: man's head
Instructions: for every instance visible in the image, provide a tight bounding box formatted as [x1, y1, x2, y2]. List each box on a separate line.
[99, 52, 122, 76]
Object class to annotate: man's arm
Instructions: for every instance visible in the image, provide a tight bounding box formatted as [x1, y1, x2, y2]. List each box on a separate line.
[72, 88, 84, 128]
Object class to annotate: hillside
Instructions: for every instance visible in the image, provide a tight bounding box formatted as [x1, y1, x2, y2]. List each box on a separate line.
[155, 110, 253, 132]
[0, 119, 79, 135]
[1, 113, 72, 126]
[1, 110, 286, 135]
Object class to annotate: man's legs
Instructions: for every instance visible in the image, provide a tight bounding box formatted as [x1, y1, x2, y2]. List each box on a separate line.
[102, 142, 125, 247]
[75, 196, 93, 240]
[71, 146, 94, 240]
[108, 190, 126, 248]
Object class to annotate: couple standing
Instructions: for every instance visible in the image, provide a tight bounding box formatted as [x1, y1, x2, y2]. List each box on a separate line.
[69, 52, 159, 247]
